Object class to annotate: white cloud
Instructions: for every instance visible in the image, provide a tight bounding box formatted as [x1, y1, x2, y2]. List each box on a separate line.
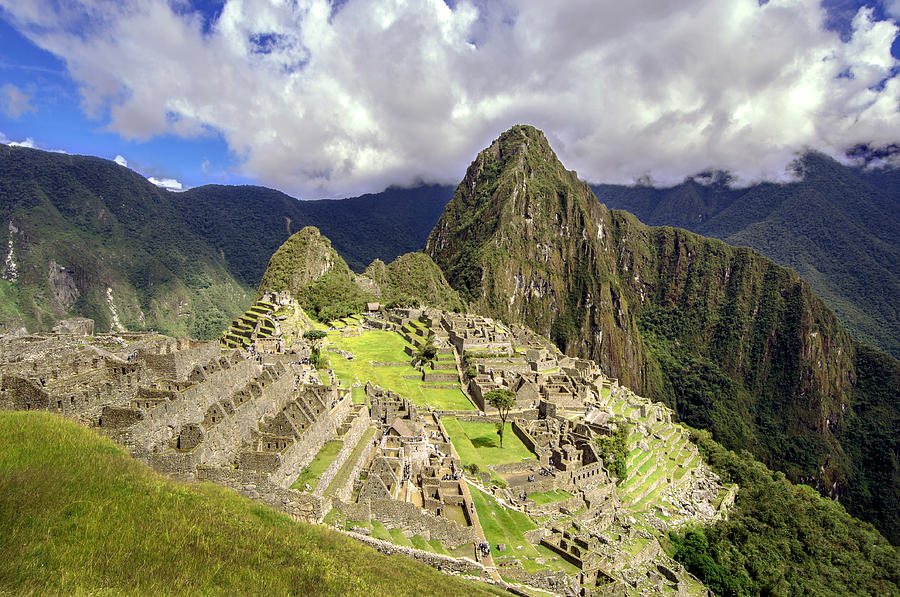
[147, 176, 183, 190]
[3, 135, 36, 148]
[1, 0, 899, 195]
[886, 1, 900, 20]
[0, 83, 36, 119]
[113, 154, 128, 167]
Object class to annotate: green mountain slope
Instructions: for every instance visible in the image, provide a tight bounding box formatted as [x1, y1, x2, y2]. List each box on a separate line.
[0, 145, 252, 339]
[426, 125, 900, 543]
[0, 411, 502, 596]
[258, 226, 462, 321]
[175, 183, 454, 280]
[0, 146, 454, 338]
[674, 428, 899, 595]
[591, 155, 900, 357]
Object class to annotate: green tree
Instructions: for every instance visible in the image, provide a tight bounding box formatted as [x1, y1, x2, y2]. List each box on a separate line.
[310, 345, 328, 370]
[594, 420, 630, 482]
[485, 389, 516, 448]
[413, 333, 438, 367]
[303, 329, 326, 342]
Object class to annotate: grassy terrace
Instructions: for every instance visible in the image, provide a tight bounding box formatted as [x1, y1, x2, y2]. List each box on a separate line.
[292, 440, 343, 492]
[327, 515, 459, 559]
[527, 489, 573, 505]
[0, 412, 504, 596]
[442, 417, 536, 486]
[325, 329, 474, 411]
[470, 487, 579, 576]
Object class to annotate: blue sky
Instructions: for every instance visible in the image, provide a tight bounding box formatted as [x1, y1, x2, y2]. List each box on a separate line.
[0, 9, 247, 189]
[1, 1, 899, 197]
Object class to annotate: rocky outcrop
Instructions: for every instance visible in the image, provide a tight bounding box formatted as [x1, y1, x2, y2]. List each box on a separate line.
[47, 259, 80, 310]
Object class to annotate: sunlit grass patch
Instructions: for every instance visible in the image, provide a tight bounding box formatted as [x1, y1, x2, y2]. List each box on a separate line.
[0, 412, 504, 597]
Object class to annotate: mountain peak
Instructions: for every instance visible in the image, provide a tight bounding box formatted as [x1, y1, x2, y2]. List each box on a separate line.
[257, 226, 350, 297]
[425, 125, 613, 340]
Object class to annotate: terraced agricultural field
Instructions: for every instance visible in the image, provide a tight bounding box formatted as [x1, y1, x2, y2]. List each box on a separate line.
[292, 440, 343, 492]
[469, 486, 579, 575]
[527, 489, 573, 505]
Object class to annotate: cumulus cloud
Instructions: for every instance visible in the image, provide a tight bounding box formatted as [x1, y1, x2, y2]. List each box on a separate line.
[113, 154, 128, 167]
[147, 176, 183, 190]
[0, 132, 36, 148]
[1, 0, 899, 195]
[1, 83, 36, 119]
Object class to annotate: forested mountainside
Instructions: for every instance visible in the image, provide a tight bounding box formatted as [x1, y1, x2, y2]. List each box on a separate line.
[0, 146, 454, 339]
[591, 155, 900, 358]
[426, 125, 900, 543]
[0, 145, 251, 340]
[257, 226, 462, 320]
[175, 183, 454, 280]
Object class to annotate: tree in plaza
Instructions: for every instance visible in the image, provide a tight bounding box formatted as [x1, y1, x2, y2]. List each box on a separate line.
[485, 389, 516, 448]
[303, 329, 327, 343]
[303, 330, 328, 369]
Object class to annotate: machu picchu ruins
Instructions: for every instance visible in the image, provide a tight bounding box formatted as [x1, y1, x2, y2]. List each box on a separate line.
[0, 300, 736, 596]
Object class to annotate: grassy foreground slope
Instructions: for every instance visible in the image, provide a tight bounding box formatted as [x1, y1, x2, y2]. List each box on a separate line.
[0, 412, 502, 596]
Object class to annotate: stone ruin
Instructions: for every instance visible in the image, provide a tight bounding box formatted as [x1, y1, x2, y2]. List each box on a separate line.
[0, 308, 731, 596]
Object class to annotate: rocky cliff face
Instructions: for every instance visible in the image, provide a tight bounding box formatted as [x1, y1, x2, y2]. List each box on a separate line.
[426, 125, 648, 387]
[426, 125, 898, 541]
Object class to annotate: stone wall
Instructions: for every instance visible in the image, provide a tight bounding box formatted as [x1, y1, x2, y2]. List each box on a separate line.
[493, 561, 574, 594]
[162, 364, 300, 473]
[572, 461, 608, 488]
[332, 438, 378, 503]
[138, 342, 221, 381]
[270, 392, 352, 488]
[338, 529, 487, 577]
[314, 406, 372, 498]
[196, 465, 328, 523]
[526, 495, 585, 517]
[120, 359, 261, 458]
[335, 498, 478, 547]
[512, 419, 538, 453]
[423, 372, 459, 383]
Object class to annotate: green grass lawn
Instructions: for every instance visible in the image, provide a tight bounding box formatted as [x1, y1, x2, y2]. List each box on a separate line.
[527, 489, 573, 505]
[0, 412, 505, 596]
[326, 330, 474, 411]
[371, 520, 393, 541]
[470, 485, 578, 576]
[388, 528, 414, 547]
[442, 417, 536, 470]
[470, 486, 538, 559]
[291, 440, 344, 491]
